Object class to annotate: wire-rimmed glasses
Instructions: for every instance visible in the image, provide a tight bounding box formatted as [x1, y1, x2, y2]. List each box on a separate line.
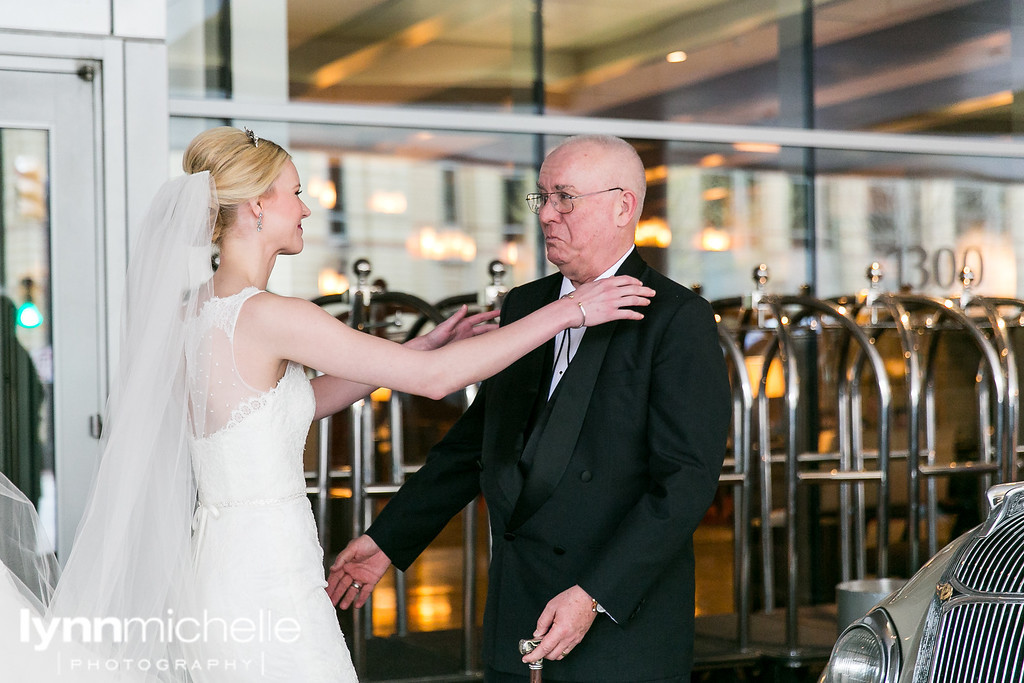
[525, 187, 623, 215]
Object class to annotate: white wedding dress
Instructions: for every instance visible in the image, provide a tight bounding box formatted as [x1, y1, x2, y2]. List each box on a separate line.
[185, 286, 357, 682]
[0, 173, 357, 682]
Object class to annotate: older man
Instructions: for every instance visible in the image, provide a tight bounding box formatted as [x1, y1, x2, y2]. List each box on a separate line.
[330, 135, 731, 682]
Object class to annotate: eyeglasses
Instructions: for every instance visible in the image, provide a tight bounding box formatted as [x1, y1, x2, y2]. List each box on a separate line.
[525, 187, 623, 215]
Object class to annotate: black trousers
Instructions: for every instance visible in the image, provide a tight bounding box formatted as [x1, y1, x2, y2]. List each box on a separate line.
[484, 667, 689, 683]
[484, 668, 566, 683]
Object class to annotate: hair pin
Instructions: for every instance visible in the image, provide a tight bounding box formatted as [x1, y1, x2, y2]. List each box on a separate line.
[243, 127, 260, 147]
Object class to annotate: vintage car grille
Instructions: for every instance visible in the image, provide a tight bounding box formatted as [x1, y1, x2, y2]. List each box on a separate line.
[953, 511, 1024, 594]
[929, 600, 1024, 682]
[926, 504, 1024, 681]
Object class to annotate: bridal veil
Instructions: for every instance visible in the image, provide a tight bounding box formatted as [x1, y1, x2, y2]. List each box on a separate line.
[2, 171, 217, 681]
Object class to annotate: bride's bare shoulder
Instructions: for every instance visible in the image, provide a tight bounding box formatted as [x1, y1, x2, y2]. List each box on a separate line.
[240, 290, 334, 331]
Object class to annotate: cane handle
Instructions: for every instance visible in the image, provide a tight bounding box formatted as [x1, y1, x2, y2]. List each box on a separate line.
[519, 637, 544, 681]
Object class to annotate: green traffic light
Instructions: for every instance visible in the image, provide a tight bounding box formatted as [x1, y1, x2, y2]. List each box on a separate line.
[16, 300, 42, 329]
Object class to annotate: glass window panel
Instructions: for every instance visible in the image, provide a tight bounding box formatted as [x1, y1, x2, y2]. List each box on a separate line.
[171, 120, 544, 302]
[544, 1, 786, 126]
[171, 120, 821, 303]
[814, 0, 1022, 135]
[170, 117, 1024, 310]
[288, 0, 536, 109]
[815, 150, 1024, 298]
[169, 0, 539, 108]
[167, 1, 1023, 136]
[168, 0, 232, 99]
[0, 128, 54, 536]
[649, 140, 811, 299]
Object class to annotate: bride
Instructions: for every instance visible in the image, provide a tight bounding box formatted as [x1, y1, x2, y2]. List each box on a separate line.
[0, 127, 653, 681]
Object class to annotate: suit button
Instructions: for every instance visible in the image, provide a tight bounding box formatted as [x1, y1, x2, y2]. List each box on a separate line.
[553, 545, 566, 555]
[580, 470, 593, 483]
[504, 532, 516, 541]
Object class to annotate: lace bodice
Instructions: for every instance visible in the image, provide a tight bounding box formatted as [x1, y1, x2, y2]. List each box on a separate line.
[185, 287, 315, 505]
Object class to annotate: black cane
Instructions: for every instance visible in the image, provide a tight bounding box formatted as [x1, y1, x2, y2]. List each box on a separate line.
[518, 637, 543, 683]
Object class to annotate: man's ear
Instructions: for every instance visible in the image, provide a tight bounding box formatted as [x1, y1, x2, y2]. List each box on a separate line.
[615, 189, 639, 229]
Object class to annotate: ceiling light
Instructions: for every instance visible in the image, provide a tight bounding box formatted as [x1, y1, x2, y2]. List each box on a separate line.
[733, 142, 781, 154]
[702, 187, 729, 201]
[666, 51, 688, 63]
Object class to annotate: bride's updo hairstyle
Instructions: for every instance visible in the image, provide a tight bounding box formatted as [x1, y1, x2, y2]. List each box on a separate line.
[182, 126, 291, 245]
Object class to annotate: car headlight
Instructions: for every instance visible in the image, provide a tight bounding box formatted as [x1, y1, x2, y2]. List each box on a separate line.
[820, 610, 901, 683]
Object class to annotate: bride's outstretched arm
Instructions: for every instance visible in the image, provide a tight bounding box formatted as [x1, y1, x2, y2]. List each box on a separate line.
[309, 306, 498, 419]
[252, 275, 653, 401]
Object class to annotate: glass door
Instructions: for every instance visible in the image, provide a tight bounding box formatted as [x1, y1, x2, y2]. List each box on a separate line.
[0, 56, 104, 561]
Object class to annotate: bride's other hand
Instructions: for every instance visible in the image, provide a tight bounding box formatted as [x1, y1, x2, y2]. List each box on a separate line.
[405, 305, 500, 351]
[567, 275, 654, 327]
[327, 535, 392, 610]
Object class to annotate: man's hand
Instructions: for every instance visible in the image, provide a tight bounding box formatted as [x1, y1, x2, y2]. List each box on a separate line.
[405, 305, 499, 351]
[327, 535, 392, 609]
[522, 585, 598, 663]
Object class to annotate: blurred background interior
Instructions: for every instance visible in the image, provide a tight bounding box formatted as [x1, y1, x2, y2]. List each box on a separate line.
[4, 0, 1024, 679]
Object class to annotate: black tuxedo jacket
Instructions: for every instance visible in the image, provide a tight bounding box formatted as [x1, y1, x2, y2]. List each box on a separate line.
[368, 251, 731, 681]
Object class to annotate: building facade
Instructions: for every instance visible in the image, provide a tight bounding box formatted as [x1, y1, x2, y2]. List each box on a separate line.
[2, 0, 1024, 605]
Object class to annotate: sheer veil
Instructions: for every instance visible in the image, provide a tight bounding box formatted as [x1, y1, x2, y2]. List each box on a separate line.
[1, 171, 217, 681]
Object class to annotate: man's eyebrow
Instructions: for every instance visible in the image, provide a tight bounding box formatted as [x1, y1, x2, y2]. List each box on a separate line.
[536, 183, 576, 192]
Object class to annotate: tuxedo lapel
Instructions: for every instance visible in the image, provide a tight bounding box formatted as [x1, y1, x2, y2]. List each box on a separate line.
[493, 345, 544, 508]
[507, 319, 618, 530]
[505, 250, 648, 530]
[493, 279, 560, 509]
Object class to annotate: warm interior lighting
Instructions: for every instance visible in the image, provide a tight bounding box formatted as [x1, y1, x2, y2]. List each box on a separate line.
[645, 165, 668, 184]
[635, 218, 672, 248]
[406, 227, 477, 262]
[732, 142, 781, 154]
[702, 187, 729, 201]
[317, 181, 337, 209]
[884, 358, 907, 379]
[369, 191, 408, 214]
[876, 90, 1014, 134]
[699, 154, 725, 168]
[745, 356, 786, 398]
[312, 17, 445, 90]
[307, 177, 338, 209]
[318, 268, 350, 296]
[699, 227, 731, 252]
[371, 387, 392, 402]
[955, 229, 1016, 296]
[500, 241, 519, 266]
[666, 51, 688, 63]
[15, 156, 46, 221]
[410, 586, 454, 631]
[313, 44, 387, 90]
[400, 17, 445, 49]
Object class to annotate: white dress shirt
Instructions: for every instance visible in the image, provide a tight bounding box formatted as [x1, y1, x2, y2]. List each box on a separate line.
[548, 247, 635, 398]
